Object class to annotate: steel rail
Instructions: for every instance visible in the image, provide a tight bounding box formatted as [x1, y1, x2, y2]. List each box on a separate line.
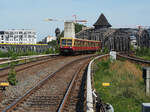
[2, 54, 97, 112]
[117, 54, 150, 64]
[57, 59, 89, 112]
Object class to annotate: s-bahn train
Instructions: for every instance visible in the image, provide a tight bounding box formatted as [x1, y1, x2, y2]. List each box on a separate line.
[60, 37, 101, 55]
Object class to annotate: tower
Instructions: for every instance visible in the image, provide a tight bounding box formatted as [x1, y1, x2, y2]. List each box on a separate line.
[93, 13, 112, 29]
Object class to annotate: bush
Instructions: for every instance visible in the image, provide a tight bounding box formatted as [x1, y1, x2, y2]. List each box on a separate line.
[7, 53, 18, 86]
[7, 64, 17, 85]
[102, 47, 109, 54]
[0, 50, 9, 57]
[136, 47, 150, 56]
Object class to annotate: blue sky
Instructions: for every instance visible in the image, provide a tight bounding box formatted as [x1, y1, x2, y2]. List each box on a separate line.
[0, 0, 150, 41]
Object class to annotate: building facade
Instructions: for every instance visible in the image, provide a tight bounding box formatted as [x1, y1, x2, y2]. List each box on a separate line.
[0, 29, 36, 44]
[42, 35, 56, 43]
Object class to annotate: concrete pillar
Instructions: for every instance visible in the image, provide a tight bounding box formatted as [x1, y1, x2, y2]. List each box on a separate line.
[64, 21, 75, 38]
[143, 67, 150, 95]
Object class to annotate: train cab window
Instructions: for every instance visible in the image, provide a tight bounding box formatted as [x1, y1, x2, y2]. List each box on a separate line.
[62, 39, 66, 46]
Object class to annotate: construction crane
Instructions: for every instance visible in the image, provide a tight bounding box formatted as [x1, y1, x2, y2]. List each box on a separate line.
[45, 16, 87, 38]
[44, 16, 87, 23]
[113, 25, 150, 29]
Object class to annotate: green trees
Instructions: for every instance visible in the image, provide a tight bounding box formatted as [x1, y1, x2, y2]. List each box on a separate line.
[75, 23, 85, 33]
[135, 47, 150, 56]
[46, 40, 59, 54]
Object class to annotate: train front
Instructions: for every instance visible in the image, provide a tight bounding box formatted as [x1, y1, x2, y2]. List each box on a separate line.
[60, 38, 74, 55]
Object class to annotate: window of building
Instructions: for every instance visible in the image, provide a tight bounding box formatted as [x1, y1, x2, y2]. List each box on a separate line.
[19, 32, 23, 34]
[10, 32, 13, 35]
[1, 36, 3, 40]
[6, 37, 9, 41]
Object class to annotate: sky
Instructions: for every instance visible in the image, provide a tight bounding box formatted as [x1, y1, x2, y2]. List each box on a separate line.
[0, 0, 150, 41]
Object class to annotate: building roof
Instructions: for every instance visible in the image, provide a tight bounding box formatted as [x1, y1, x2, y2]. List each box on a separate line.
[93, 13, 112, 28]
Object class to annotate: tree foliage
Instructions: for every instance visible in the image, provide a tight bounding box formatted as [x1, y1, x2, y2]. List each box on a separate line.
[75, 23, 85, 33]
[47, 40, 57, 47]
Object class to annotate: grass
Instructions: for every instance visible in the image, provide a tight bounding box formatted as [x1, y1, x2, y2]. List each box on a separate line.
[94, 59, 150, 112]
[0, 59, 32, 69]
[137, 55, 150, 61]
[134, 47, 150, 61]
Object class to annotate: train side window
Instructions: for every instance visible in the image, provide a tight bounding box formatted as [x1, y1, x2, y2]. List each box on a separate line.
[74, 40, 77, 46]
[76, 40, 78, 46]
[79, 41, 80, 47]
[81, 41, 83, 47]
[85, 41, 87, 47]
[78, 41, 80, 47]
[89, 42, 91, 47]
[88, 42, 90, 47]
[80, 41, 82, 47]
[76, 41, 78, 46]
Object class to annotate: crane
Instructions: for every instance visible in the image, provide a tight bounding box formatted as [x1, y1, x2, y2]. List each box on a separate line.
[44, 16, 88, 38]
[112, 25, 150, 29]
[44, 15, 87, 23]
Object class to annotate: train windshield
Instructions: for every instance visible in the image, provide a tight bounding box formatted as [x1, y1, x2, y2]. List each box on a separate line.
[62, 39, 72, 46]
[67, 39, 72, 46]
[62, 39, 66, 46]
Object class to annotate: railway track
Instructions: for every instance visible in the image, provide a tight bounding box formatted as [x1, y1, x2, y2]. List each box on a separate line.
[0, 59, 8, 63]
[0, 55, 59, 70]
[117, 54, 150, 64]
[58, 59, 88, 112]
[0, 55, 61, 78]
[2, 54, 95, 112]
